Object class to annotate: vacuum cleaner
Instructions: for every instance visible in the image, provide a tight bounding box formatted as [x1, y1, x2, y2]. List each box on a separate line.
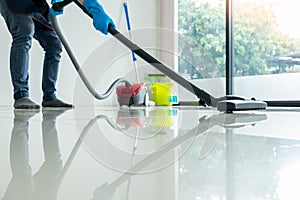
[51, 0, 268, 112]
[51, 4, 148, 107]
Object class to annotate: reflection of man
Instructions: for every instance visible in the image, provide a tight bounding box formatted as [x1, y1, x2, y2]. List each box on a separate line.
[3, 110, 65, 200]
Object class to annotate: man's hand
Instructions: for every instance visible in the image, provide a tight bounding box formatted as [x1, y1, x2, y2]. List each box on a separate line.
[82, 0, 116, 35]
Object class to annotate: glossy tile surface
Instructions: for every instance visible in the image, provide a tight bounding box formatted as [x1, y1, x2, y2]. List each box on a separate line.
[1, 107, 300, 200]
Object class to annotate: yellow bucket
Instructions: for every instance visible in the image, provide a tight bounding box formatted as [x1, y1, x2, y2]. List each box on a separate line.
[152, 82, 172, 106]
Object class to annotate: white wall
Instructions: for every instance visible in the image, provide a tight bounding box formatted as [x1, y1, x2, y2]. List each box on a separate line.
[0, 0, 160, 107]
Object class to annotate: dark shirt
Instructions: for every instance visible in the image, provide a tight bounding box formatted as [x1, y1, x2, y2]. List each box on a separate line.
[5, 0, 53, 30]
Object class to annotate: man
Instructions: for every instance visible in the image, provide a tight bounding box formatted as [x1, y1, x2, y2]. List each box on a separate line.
[0, 0, 115, 109]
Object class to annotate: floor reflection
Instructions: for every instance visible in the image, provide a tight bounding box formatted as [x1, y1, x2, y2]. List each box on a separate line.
[2, 107, 300, 200]
[3, 110, 67, 200]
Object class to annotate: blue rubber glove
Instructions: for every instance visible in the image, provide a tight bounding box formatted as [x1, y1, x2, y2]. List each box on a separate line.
[82, 0, 116, 35]
[49, 0, 64, 16]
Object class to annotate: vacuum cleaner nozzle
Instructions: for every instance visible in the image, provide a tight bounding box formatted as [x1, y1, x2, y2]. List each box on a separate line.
[217, 99, 267, 113]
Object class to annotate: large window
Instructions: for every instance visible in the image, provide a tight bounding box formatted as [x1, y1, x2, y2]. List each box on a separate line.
[233, 0, 300, 100]
[178, 0, 300, 101]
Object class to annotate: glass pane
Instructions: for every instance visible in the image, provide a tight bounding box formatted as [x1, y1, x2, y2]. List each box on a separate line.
[233, 0, 300, 100]
[178, 0, 226, 100]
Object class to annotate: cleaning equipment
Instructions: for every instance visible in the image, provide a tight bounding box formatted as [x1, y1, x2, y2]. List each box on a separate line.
[51, 0, 268, 112]
[50, 5, 147, 107]
[147, 74, 178, 106]
[116, 83, 147, 106]
[152, 82, 173, 106]
[115, 1, 148, 106]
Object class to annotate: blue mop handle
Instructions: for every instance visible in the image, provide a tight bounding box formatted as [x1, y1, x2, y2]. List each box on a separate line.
[123, 2, 137, 62]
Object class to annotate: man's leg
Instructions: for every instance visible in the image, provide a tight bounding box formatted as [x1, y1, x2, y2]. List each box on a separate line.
[0, 1, 40, 109]
[34, 24, 73, 108]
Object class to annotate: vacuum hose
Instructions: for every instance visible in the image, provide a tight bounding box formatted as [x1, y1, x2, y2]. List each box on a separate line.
[50, 15, 132, 100]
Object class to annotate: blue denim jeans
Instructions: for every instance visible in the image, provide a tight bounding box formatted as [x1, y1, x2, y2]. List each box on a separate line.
[0, 1, 62, 101]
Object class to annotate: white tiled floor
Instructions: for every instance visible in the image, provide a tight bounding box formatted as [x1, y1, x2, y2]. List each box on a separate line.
[1, 106, 300, 200]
